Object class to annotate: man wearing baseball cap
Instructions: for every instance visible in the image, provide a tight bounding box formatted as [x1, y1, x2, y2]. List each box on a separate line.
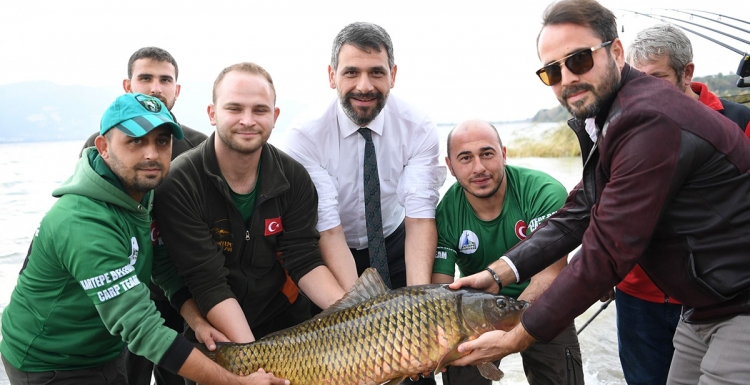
[80, 47, 208, 385]
[0, 93, 288, 385]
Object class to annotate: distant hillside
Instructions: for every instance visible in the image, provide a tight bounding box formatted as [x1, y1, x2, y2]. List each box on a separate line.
[0, 81, 306, 143]
[0, 82, 120, 142]
[530, 72, 750, 123]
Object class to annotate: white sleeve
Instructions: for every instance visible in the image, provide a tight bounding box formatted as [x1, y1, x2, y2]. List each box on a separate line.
[500, 256, 521, 282]
[284, 127, 341, 232]
[397, 122, 446, 219]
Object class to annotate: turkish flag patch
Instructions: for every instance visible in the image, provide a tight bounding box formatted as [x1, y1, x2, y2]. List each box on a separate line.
[265, 217, 283, 236]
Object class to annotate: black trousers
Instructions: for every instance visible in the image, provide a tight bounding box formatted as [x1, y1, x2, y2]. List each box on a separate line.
[3, 350, 127, 385]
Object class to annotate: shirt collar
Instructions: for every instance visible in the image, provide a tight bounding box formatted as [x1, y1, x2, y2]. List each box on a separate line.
[584, 118, 598, 143]
[690, 82, 724, 112]
[336, 99, 386, 138]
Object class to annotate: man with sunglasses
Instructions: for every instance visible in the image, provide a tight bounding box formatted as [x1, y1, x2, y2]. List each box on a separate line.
[607, 23, 750, 385]
[447, 0, 750, 383]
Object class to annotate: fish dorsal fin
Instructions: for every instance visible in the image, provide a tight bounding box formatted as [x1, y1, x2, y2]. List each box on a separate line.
[434, 340, 467, 374]
[477, 361, 504, 381]
[313, 267, 388, 319]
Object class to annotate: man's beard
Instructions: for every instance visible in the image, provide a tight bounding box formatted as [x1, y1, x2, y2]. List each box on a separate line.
[216, 126, 267, 155]
[560, 58, 620, 120]
[340, 90, 388, 127]
[109, 153, 166, 195]
[461, 168, 505, 199]
[149, 94, 175, 111]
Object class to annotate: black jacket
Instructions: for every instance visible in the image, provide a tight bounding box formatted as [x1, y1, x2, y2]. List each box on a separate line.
[506, 64, 750, 342]
[153, 134, 324, 329]
[719, 98, 750, 135]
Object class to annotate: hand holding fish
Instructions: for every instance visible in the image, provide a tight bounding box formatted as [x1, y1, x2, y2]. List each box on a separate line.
[196, 268, 529, 384]
[449, 260, 517, 294]
[238, 369, 290, 385]
[451, 323, 537, 367]
[194, 320, 231, 351]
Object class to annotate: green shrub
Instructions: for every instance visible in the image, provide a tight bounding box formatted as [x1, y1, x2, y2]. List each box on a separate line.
[507, 124, 581, 158]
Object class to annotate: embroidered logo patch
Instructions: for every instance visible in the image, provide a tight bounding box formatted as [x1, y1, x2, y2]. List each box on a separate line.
[135, 94, 161, 112]
[150, 221, 162, 246]
[458, 230, 479, 254]
[515, 220, 528, 240]
[128, 237, 139, 266]
[265, 217, 283, 236]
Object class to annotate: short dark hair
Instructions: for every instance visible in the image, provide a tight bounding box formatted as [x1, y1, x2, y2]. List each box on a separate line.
[127, 47, 179, 80]
[212, 62, 276, 104]
[331, 22, 395, 71]
[538, 0, 618, 47]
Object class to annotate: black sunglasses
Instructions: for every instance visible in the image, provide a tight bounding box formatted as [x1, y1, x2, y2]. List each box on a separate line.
[536, 41, 613, 86]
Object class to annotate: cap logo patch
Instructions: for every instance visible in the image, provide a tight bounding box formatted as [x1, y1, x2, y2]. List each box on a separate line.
[135, 94, 162, 112]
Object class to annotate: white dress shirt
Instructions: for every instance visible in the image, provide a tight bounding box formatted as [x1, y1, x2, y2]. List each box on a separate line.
[285, 94, 446, 249]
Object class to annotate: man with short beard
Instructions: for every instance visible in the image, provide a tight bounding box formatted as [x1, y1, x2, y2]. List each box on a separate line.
[610, 23, 750, 385]
[447, 0, 750, 383]
[152, 63, 345, 377]
[80, 46, 208, 385]
[1, 94, 288, 385]
[285, 21, 445, 299]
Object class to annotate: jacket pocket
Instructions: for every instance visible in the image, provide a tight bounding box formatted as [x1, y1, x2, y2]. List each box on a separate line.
[565, 346, 584, 385]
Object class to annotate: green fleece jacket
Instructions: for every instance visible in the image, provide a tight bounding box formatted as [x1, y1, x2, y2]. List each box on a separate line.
[0, 148, 193, 372]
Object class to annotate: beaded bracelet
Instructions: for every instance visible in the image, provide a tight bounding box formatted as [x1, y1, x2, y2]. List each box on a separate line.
[485, 267, 503, 294]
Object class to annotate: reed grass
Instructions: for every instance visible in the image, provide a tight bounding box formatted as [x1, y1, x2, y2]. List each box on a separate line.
[507, 123, 581, 158]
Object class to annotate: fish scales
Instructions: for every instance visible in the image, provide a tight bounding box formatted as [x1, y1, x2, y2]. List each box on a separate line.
[203, 268, 527, 384]
[228, 287, 458, 382]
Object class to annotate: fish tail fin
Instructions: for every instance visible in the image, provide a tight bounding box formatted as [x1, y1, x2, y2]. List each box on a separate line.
[477, 361, 504, 381]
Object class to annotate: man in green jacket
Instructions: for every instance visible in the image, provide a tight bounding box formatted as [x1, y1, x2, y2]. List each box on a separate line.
[0, 93, 288, 385]
[80, 46, 208, 385]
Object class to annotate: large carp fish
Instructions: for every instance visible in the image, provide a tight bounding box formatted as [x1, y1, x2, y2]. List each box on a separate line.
[200, 268, 529, 384]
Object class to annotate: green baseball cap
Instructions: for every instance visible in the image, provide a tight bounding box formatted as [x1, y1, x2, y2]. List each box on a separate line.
[100, 93, 184, 140]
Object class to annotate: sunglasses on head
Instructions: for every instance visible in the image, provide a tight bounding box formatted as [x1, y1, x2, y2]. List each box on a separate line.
[536, 41, 613, 86]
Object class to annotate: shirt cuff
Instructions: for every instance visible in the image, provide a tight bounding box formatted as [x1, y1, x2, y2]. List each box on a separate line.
[156, 334, 194, 374]
[500, 255, 520, 282]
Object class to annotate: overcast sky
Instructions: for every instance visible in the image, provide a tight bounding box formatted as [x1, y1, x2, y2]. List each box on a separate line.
[1, 0, 747, 124]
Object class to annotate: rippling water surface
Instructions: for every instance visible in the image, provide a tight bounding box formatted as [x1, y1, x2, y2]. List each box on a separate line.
[0, 131, 624, 384]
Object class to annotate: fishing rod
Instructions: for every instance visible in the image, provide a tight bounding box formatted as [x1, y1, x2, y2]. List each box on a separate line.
[654, 8, 750, 35]
[619, 9, 750, 83]
[576, 298, 613, 335]
[683, 9, 750, 26]
[625, 10, 750, 46]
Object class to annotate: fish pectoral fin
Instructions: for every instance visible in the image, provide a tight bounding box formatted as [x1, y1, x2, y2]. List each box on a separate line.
[477, 361, 504, 381]
[382, 376, 407, 385]
[434, 344, 465, 374]
[314, 267, 388, 319]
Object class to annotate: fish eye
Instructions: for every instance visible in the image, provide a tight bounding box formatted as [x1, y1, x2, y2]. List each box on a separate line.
[496, 298, 507, 308]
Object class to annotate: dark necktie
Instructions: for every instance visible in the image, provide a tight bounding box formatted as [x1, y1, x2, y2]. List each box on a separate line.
[358, 127, 391, 288]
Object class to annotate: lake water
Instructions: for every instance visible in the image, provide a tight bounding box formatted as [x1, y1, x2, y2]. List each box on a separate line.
[0, 123, 624, 384]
